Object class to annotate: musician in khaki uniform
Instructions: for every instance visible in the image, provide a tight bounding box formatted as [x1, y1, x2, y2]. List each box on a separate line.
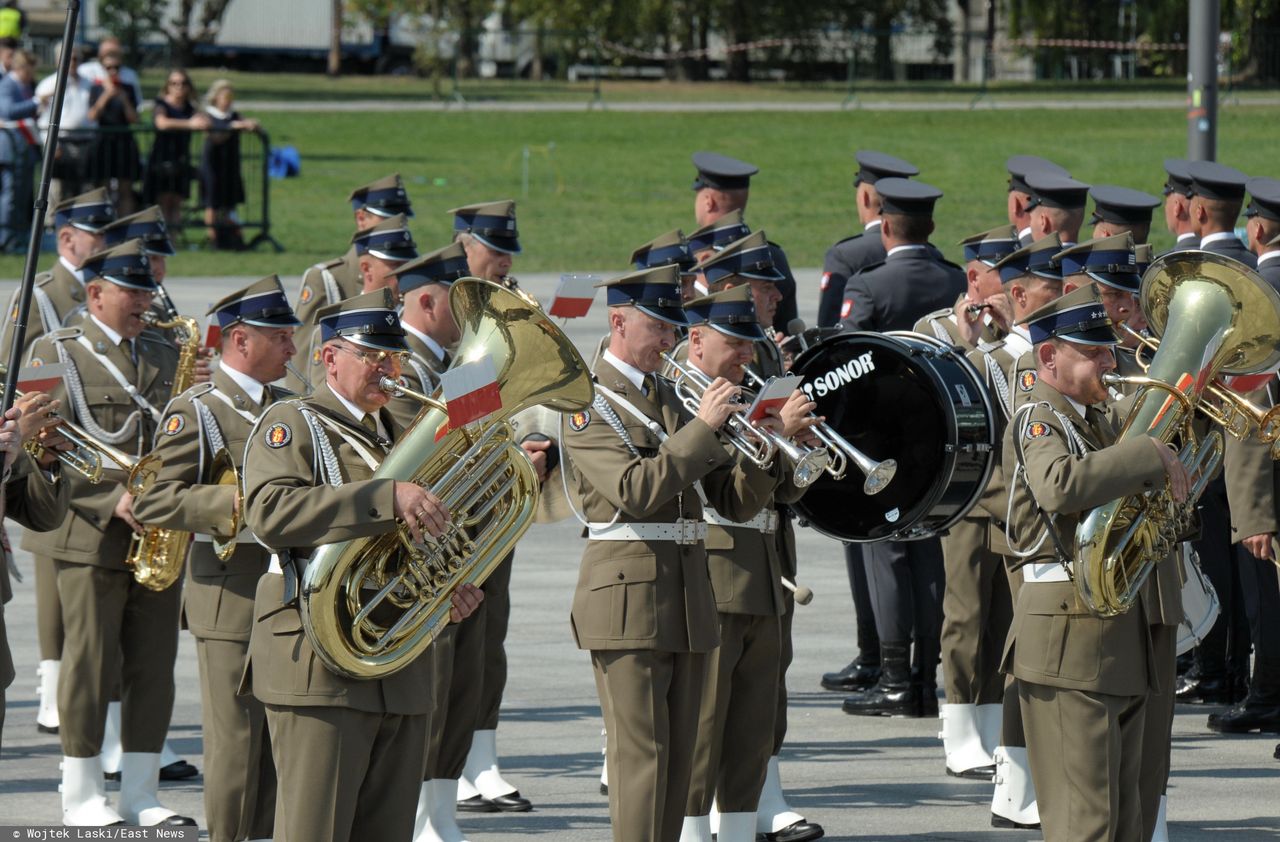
[0, 187, 113, 734]
[565, 265, 778, 842]
[677, 287, 814, 842]
[1003, 287, 1189, 842]
[131, 275, 301, 842]
[22, 239, 191, 827]
[287, 173, 414, 394]
[241, 289, 481, 842]
[913, 225, 1014, 350]
[699, 235, 822, 842]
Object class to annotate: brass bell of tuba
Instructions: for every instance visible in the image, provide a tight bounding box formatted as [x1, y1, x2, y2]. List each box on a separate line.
[1074, 252, 1280, 617]
[300, 278, 593, 679]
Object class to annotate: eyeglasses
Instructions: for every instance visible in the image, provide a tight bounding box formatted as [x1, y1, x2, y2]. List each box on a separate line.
[335, 343, 408, 368]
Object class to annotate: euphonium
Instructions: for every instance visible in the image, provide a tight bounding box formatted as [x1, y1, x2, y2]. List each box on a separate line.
[125, 312, 202, 591]
[1074, 252, 1280, 617]
[300, 278, 593, 679]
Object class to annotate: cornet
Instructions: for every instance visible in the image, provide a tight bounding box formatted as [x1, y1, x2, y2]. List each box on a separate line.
[662, 353, 828, 487]
[742, 368, 896, 495]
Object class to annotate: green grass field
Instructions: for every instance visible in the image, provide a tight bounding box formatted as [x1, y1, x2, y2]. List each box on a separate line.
[4, 102, 1280, 282]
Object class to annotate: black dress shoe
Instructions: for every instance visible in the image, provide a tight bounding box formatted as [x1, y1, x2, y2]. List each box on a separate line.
[489, 792, 533, 812]
[599, 782, 608, 796]
[1207, 703, 1280, 734]
[36, 723, 58, 735]
[763, 818, 825, 842]
[1176, 674, 1234, 705]
[921, 690, 939, 719]
[158, 814, 197, 826]
[991, 813, 1040, 830]
[946, 763, 996, 780]
[160, 760, 200, 781]
[1273, 743, 1279, 760]
[820, 659, 880, 692]
[842, 684, 922, 718]
[457, 794, 499, 813]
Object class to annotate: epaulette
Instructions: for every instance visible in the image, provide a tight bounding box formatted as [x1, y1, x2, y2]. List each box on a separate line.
[183, 382, 217, 401]
[33, 270, 55, 287]
[852, 260, 886, 276]
[46, 326, 82, 341]
[321, 256, 345, 270]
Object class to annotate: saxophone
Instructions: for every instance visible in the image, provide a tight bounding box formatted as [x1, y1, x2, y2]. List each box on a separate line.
[125, 313, 203, 591]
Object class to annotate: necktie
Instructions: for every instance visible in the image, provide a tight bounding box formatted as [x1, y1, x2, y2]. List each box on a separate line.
[121, 339, 137, 365]
[361, 414, 379, 437]
[641, 374, 655, 398]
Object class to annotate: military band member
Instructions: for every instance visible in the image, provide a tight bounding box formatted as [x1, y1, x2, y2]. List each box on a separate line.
[817, 150, 923, 327]
[690, 151, 798, 335]
[1187, 161, 1256, 267]
[22, 239, 191, 826]
[288, 174, 415, 394]
[241, 289, 481, 842]
[0, 188, 113, 735]
[676, 287, 815, 842]
[1057, 234, 1140, 346]
[564, 265, 777, 842]
[451, 200, 521, 290]
[1006, 156, 1070, 247]
[1245, 177, 1280, 294]
[838, 178, 965, 333]
[929, 225, 1020, 782]
[1022, 171, 1090, 248]
[632, 229, 697, 301]
[131, 276, 301, 842]
[1088, 185, 1161, 245]
[1003, 286, 1189, 842]
[1160, 159, 1200, 254]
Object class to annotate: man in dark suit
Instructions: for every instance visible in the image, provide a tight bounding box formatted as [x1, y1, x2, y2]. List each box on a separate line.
[1188, 160, 1256, 267]
[1006, 156, 1071, 247]
[1245, 177, 1280, 293]
[1161, 159, 1200, 254]
[1088, 185, 1161, 245]
[1021, 171, 1090, 249]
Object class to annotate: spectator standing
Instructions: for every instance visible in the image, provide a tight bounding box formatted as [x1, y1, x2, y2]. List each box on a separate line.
[144, 68, 207, 230]
[0, 2, 26, 41]
[78, 35, 143, 105]
[199, 79, 257, 250]
[87, 48, 139, 214]
[36, 44, 95, 207]
[0, 48, 37, 252]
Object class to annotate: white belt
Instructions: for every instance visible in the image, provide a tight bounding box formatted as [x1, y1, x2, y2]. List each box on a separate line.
[1022, 562, 1072, 583]
[703, 508, 779, 533]
[587, 520, 707, 545]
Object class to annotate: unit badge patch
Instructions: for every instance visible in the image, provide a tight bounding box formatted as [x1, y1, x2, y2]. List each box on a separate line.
[1024, 421, 1052, 439]
[299, 285, 313, 305]
[568, 409, 590, 431]
[1019, 371, 1037, 391]
[265, 423, 292, 448]
[163, 414, 185, 436]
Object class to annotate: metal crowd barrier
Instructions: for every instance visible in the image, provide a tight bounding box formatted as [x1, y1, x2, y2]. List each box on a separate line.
[0, 121, 281, 254]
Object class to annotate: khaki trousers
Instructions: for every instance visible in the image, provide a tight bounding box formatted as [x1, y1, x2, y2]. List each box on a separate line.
[594, 649, 707, 842]
[265, 704, 428, 842]
[477, 550, 513, 730]
[423, 609, 486, 780]
[941, 517, 1012, 704]
[55, 560, 181, 757]
[34, 555, 63, 660]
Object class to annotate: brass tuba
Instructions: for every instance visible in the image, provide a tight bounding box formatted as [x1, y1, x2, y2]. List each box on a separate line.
[125, 313, 202, 591]
[300, 278, 593, 679]
[1074, 252, 1280, 616]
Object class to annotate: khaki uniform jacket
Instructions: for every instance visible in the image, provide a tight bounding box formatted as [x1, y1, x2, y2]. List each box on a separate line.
[21, 320, 178, 568]
[132, 365, 288, 641]
[1, 262, 84, 365]
[565, 358, 777, 652]
[2, 457, 70, 601]
[241, 381, 430, 713]
[1000, 379, 1167, 696]
[386, 330, 448, 432]
[287, 247, 362, 394]
[1223, 381, 1278, 541]
[912, 295, 1006, 350]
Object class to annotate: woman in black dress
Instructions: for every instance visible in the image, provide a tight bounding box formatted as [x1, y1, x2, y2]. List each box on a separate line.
[199, 79, 259, 250]
[87, 50, 140, 215]
[144, 68, 208, 230]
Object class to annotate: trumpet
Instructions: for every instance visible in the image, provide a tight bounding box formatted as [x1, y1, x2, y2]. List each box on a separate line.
[742, 368, 896, 495]
[661, 353, 828, 487]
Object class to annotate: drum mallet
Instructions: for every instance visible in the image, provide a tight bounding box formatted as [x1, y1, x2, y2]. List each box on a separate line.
[781, 576, 813, 605]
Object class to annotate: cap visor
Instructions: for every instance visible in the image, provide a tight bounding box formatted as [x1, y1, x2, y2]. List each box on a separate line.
[242, 314, 304, 328]
[474, 234, 522, 255]
[342, 333, 410, 353]
[101, 274, 157, 291]
[636, 304, 689, 327]
[1087, 271, 1140, 293]
[366, 247, 419, 262]
[1059, 325, 1119, 346]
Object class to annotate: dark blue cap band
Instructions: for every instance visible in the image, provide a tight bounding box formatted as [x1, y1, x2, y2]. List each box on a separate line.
[688, 222, 751, 253]
[319, 307, 408, 350]
[397, 255, 470, 294]
[1028, 302, 1114, 345]
[104, 219, 174, 256]
[215, 290, 299, 329]
[703, 244, 783, 285]
[453, 212, 518, 237]
[964, 239, 1018, 265]
[685, 299, 764, 341]
[606, 282, 688, 326]
[56, 202, 114, 232]
[1059, 249, 1137, 278]
[86, 253, 157, 290]
[353, 186, 413, 216]
[354, 228, 417, 260]
[636, 242, 695, 272]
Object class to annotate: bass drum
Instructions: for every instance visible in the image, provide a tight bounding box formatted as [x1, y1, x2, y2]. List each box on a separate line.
[790, 331, 995, 542]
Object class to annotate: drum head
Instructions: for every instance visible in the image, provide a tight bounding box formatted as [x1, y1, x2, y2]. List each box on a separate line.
[792, 333, 960, 541]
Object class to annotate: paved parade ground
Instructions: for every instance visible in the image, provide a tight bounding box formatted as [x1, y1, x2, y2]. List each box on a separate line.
[0, 274, 1277, 838]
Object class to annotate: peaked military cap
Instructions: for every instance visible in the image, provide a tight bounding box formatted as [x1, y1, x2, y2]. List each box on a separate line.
[854, 150, 919, 187]
[349, 173, 413, 218]
[390, 242, 471, 295]
[352, 213, 418, 262]
[1090, 185, 1160, 226]
[687, 210, 751, 254]
[1245, 177, 1280, 222]
[695, 230, 784, 286]
[1007, 155, 1071, 194]
[102, 206, 174, 256]
[684, 285, 764, 341]
[691, 151, 758, 191]
[1025, 172, 1090, 210]
[450, 200, 520, 254]
[995, 233, 1064, 284]
[1162, 158, 1195, 198]
[82, 239, 157, 291]
[1188, 161, 1248, 201]
[1020, 284, 1117, 346]
[631, 229, 695, 274]
[959, 224, 1019, 267]
[597, 264, 687, 327]
[876, 178, 943, 217]
[54, 187, 114, 232]
[318, 288, 408, 352]
[1135, 243, 1153, 274]
[207, 275, 301, 330]
[1055, 233, 1140, 293]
